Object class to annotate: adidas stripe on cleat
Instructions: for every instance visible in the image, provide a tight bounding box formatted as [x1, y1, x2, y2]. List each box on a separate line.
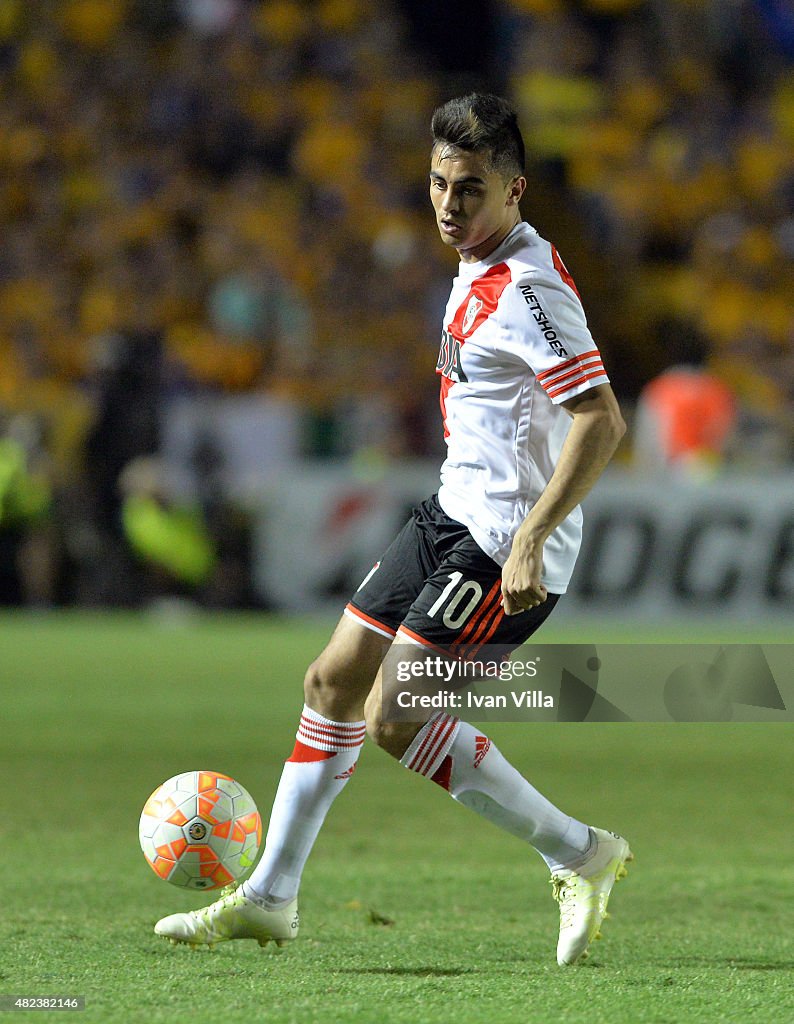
[551, 827, 633, 966]
[154, 883, 299, 950]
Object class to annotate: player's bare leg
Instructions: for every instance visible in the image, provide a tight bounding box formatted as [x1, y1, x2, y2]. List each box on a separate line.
[364, 647, 632, 966]
[154, 616, 389, 949]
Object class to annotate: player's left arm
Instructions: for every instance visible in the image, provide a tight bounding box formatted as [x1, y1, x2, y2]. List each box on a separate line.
[501, 383, 625, 615]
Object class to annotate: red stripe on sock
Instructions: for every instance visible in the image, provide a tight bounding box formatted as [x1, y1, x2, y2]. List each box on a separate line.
[407, 714, 447, 773]
[287, 739, 338, 763]
[298, 730, 366, 746]
[430, 754, 453, 791]
[298, 727, 365, 750]
[299, 716, 366, 739]
[412, 715, 458, 776]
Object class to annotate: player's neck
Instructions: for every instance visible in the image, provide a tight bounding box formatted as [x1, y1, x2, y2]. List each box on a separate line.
[458, 217, 523, 264]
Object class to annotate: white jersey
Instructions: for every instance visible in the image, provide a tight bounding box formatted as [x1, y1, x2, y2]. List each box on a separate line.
[436, 221, 610, 594]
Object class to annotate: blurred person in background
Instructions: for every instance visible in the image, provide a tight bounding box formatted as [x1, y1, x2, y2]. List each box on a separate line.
[118, 455, 216, 603]
[78, 320, 164, 606]
[633, 365, 737, 475]
[0, 414, 54, 605]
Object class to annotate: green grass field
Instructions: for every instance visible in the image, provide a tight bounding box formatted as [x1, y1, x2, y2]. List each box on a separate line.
[2, 613, 792, 1023]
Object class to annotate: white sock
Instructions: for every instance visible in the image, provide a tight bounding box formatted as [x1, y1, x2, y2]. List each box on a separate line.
[242, 705, 365, 906]
[401, 713, 592, 873]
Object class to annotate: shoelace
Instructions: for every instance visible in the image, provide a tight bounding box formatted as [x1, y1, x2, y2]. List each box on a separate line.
[196, 883, 241, 923]
[550, 876, 577, 927]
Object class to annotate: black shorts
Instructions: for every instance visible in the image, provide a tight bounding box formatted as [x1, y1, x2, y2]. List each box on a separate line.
[345, 494, 559, 656]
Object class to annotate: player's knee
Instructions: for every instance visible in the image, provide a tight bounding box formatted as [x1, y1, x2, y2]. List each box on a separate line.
[364, 694, 413, 758]
[303, 659, 348, 711]
[363, 687, 381, 742]
[365, 714, 403, 755]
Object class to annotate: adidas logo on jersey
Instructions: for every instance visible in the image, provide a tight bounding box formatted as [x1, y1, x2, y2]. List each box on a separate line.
[473, 735, 491, 768]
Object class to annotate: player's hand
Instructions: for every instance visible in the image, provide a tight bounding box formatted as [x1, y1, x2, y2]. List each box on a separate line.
[500, 535, 547, 616]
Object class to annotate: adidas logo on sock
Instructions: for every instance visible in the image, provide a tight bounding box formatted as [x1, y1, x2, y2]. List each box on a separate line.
[473, 735, 491, 769]
[334, 763, 358, 781]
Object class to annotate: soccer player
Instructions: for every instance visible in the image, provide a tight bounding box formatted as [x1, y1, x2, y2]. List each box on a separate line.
[155, 94, 632, 966]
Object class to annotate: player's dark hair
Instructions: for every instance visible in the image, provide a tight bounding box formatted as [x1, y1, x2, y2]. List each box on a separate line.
[431, 93, 525, 180]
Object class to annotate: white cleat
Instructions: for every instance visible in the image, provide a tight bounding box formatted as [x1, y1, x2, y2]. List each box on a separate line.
[154, 884, 299, 950]
[551, 827, 633, 966]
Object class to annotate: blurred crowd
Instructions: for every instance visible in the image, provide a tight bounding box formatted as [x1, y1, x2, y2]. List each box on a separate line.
[0, 0, 791, 605]
[504, 0, 794, 465]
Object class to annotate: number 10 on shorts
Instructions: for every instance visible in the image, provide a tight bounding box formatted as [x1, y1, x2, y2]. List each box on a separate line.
[427, 572, 484, 629]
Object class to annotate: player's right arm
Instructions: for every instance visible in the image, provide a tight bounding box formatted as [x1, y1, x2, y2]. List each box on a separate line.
[501, 383, 625, 614]
[500, 258, 624, 614]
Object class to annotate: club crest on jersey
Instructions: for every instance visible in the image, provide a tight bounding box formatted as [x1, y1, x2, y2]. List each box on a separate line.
[461, 294, 483, 335]
[436, 328, 468, 383]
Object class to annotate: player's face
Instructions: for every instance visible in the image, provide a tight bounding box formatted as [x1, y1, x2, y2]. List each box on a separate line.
[429, 145, 525, 263]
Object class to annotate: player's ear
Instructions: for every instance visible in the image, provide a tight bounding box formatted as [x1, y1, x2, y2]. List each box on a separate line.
[506, 176, 526, 207]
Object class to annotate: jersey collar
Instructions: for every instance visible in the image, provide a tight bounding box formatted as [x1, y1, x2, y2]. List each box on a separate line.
[457, 221, 536, 278]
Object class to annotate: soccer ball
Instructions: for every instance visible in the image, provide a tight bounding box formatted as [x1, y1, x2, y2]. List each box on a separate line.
[139, 770, 262, 890]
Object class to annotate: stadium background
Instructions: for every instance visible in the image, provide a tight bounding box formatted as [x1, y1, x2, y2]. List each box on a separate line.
[0, 0, 791, 618]
[1, 4, 793, 1023]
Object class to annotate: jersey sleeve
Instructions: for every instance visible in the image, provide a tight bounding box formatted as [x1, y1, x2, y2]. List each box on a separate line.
[507, 272, 610, 404]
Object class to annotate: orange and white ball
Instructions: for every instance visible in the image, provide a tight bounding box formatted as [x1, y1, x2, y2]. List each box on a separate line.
[139, 771, 262, 890]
